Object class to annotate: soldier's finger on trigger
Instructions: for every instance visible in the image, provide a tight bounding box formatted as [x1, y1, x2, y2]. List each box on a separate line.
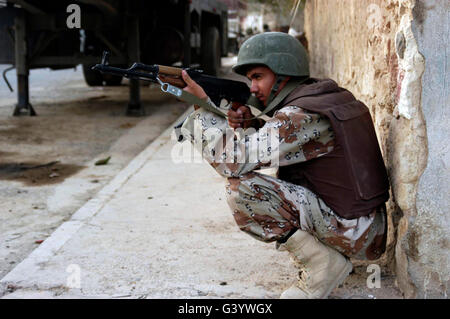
[239, 106, 252, 118]
[228, 111, 243, 122]
[228, 122, 239, 129]
[229, 118, 244, 124]
[228, 117, 242, 127]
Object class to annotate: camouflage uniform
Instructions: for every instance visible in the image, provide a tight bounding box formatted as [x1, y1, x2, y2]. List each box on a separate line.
[180, 102, 387, 260]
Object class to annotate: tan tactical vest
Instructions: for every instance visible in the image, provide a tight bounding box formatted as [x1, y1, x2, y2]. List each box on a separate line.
[277, 78, 390, 219]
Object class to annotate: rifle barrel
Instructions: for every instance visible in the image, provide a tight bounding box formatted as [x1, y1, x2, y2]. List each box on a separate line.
[92, 64, 157, 82]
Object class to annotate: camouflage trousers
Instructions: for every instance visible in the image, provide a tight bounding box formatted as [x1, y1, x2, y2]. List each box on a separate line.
[226, 172, 387, 260]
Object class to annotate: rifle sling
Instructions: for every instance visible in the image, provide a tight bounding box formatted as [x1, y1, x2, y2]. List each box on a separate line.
[159, 78, 305, 120]
[159, 81, 228, 118]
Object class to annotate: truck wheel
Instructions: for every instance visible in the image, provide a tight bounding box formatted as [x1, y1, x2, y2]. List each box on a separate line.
[82, 64, 103, 86]
[103, 74, 123, 86]
[201, 27, 221, 76]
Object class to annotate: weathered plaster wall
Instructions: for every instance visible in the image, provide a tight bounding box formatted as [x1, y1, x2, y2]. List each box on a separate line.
[409, 0, 449, 298]
[304, 0, 449, 298]
[304, 0, 408, 274]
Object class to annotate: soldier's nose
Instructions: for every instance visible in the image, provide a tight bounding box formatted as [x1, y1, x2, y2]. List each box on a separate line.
[250, 82, 259, 94]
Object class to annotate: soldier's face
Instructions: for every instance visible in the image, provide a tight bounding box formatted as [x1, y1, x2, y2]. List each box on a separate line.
[246, 66, 276, 106]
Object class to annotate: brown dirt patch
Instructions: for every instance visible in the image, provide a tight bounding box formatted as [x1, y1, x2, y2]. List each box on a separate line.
[0, 161, 85, 186]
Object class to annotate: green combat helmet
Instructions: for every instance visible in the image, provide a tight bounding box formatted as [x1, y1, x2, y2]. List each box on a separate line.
[232, 32, 310, 77]
[233, 32, 310, 112]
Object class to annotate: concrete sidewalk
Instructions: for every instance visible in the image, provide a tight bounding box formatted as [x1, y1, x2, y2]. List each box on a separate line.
[0, 108, 297, 299]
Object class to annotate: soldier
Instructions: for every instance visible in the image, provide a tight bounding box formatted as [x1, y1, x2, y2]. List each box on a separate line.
[178, 32, 390, 299]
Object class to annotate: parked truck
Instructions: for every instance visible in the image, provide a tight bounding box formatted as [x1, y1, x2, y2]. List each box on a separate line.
[0, 0, 228, 115]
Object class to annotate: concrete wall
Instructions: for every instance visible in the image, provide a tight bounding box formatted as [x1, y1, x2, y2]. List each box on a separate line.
[304, 0, 449, 298]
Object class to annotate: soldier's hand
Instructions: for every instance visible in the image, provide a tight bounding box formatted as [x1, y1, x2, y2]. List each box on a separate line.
[228, 103, 253, 129]
[181, 70, 207, 110]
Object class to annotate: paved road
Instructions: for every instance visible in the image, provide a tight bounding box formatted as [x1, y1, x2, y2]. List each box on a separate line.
[0, 64, 84, 99]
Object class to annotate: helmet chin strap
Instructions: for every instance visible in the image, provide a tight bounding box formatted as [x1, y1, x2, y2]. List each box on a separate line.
[265, 75, 286, 107]
[249, 76, 308, 120]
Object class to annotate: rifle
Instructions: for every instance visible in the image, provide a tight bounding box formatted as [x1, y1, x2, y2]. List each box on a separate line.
[92, 52, 252, 115]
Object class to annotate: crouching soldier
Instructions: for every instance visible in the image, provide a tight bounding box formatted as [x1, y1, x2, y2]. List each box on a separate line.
[178, 32, 389, 299]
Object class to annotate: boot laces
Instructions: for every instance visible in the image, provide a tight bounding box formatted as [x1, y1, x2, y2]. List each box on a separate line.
[297, 269, 310, 290]
[290, 253, 310, 291]
[292, 258, 310, 290]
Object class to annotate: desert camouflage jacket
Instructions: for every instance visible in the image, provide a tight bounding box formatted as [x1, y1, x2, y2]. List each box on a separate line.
[179, 101, 335, 178]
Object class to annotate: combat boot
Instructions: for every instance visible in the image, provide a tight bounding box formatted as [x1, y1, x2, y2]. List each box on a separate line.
[277, 229, 353, 299]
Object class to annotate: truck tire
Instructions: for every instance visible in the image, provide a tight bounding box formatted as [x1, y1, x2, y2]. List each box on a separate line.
[82, 64, 103, 86]
[201, 27, 221, 76]
[103, 74, 123, 86]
